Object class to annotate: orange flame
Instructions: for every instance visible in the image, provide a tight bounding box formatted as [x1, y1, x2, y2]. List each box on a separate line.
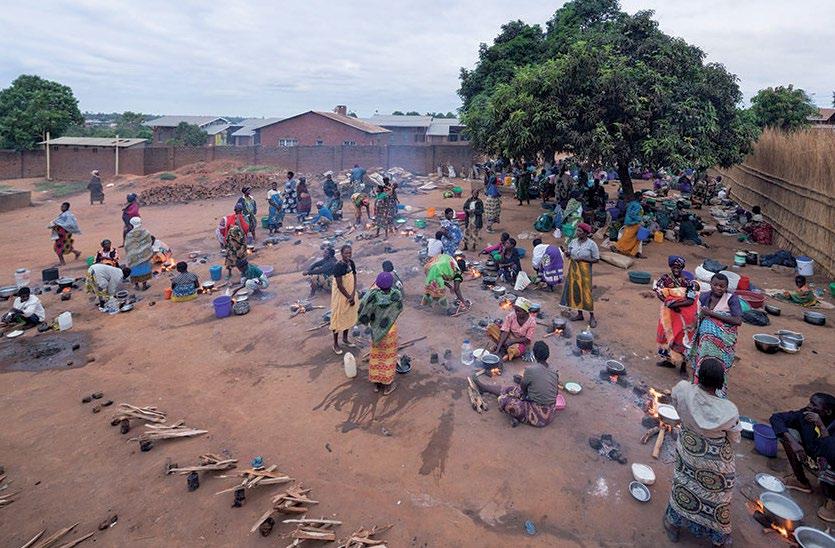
[646, 387, 664, 418]
[468, 267, 481, 278]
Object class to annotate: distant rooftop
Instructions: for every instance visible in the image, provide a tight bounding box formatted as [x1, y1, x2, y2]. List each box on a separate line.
[203, 123, 232, 135]
[312, 111, 390, 134]
[231, 117, 284, 137]
[365, 115, 433, 128]
[39, 137, 147, 148]
[143, 116, 228, 128]
[809, 107, 835, 122]
[427, 117, 463, 136]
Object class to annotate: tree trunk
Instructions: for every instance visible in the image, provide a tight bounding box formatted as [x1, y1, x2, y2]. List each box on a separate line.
[616, 160, 634, 197]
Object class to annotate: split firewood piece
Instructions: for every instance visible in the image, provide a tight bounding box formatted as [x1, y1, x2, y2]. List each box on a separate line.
[110, 404, 167, 425]
[0, 489, 21, 507]
[32, 523, 78, 548]
[273, 485, 319, 514]
[54, 531, 95, 548]
[215, 465, 292, 495]
[337, 524, 393, 548]
[129, 422, 208, 442]
[19, 529, 45, 548]
[465, 377, 488, 413]
[166, 454, 237, 475]
[640, 426, 661, 445]
[284, 519, 342, 545]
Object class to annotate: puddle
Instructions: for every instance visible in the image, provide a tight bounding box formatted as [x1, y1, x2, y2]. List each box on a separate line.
[0, 332, 89, 372]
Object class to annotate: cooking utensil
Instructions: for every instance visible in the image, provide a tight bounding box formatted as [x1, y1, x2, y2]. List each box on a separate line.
[628, 481, 651, 502]
[202, 281, 215, 289]
[764, 303, 781, 316]
[739, 416, 756, 439]
[5, 329, 24, 338]
[0, 285, 18, 298]
[777, 330, 804, 347]
[631, 463, 656, 485]
[120, 303, 134, 313]
[576, 331, 594, 351]
[753, 334, 780, 354]
[606, 360, 625, 375]
[628, 271, 652, 284]
[794, 526, 835, 548]
[528, 303, 541, 314]
[564, 382, 582, 394]
[755, 473, 786, 493]
[56, 277, 75, 290]
[804, 311, 826, 326]
[653, 404, 681, 459]
[760, 491, 804, 527]
[552, 318, 567, 331]
[780, 340, 799, 354]
[492, 286, 506, 297]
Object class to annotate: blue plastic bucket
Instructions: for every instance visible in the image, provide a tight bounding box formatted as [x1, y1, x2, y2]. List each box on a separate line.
[209, 265, 222, 281]
[213, 296, 232, 319]
[637, 227, 651, 241]
[753, 423, 778, 457]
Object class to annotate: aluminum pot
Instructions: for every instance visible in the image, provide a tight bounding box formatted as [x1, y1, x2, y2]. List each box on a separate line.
[576, 330, 594, 351]
[753, 334, 780, 354]
[552, 318, 567, 331]
[760, 491, 804, 529]
[804, 311, 826, 326]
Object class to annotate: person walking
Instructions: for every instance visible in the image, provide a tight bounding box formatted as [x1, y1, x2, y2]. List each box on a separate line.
[236, 187, 257, 242]
[121, 193, 140, 247]
[48, 202, 82, 266]
[462, 189, 483, 251]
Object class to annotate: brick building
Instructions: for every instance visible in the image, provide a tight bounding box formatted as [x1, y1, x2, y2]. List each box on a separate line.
[143, 115, 229, 145]
[256, 106, 390, 147]
[230, 118, 283, 146]
[364, 115, 468, 144]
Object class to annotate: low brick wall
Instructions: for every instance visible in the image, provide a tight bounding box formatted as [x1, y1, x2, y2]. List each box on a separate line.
[0, 189, 32, 212]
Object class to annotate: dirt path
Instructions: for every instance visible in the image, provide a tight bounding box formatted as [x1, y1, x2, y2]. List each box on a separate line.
[0, 174, 832, 546]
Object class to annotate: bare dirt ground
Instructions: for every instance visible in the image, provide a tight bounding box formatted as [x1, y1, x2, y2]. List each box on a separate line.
[0, 170, 833, 547]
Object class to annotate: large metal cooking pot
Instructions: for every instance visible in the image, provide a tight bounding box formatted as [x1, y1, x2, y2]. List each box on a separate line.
[576, 330, 594, 351]
[760, 491, 804, 529]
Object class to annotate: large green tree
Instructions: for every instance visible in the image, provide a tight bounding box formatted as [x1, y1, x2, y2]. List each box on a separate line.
[750, 85, 818, 132]
[459, 0, 758, 194]
[170, 122, 208, 146]
[0, 75, 83, 150]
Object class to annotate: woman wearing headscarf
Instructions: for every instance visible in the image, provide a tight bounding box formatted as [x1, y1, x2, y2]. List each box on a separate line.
[95, 239, 119, 267]
[462, 189, 484, 251]
[121, 193, 140, 246]
[422, 254, 467, 310]
[655, 256, 699, 373]
[222, 204, 250, 279]
[330, 245, 358, 355]
[561, 223, 599, 327]
[236, 187, 258, 242]
[531, 238, 564, 290]
[124, 217, 154, 290]
[296, 178, 312, 222]
[357, 271, 404, 395]
[487, 297, 537, 362]
[561, 192, 583, 239]
[266, 181, 284, 235]
[87, 170, 104, 205]
[614, 192, 645, 257]
[48, 202, 82, 266]
[483, 170, 502, 233]
[664, 358, 740, 546]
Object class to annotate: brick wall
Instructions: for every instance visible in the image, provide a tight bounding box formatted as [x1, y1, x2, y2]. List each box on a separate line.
[144, 147, 171, 174]
[0, 151, 22, 179]
[258, 112, 390, 147]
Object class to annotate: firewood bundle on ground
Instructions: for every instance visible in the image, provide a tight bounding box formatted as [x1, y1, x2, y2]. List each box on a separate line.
[138, 173, 274, 205]
[337, 524, 394, 548]
[166, 454, 237, 475]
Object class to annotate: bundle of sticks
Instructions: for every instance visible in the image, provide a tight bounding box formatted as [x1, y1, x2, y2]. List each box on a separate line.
[110, 404, 166, 426]
[337, 524, 393, 548]
[23, 523, 95, 548]
[466, 376, 488, 413]
[166, 454, 237, 475]
[361, 336, 426, 362]
[215, 464, 292, 495]
[290, 301, 325, 319]
[129, 421, 207, 442]
[250, 485, 319, 534]
[285, 518, 342, 546]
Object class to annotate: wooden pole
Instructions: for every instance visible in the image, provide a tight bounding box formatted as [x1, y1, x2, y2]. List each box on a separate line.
[115, 134, 120, 175]
[45, 131, 51, 181]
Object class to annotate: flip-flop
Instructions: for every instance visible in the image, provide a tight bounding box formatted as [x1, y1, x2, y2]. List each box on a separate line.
[382, 384, 397, 396]
[589, 319, 598, 328]
[333, 347, 343, 355]
[344, 342, 357, 348]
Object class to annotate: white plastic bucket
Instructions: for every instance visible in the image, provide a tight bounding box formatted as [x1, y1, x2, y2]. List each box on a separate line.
[343, 352, 357, 378]
[57, 311, 72, 331]
[14, 268, 30, 288]
[796, 256, 814, 277]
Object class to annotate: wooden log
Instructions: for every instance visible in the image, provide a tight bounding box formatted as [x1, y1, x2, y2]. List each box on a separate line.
[19, 529, 45, 548]
[293, 529, 336, 541]
[283, 519, 342, 525]
[640, 426, 660, 445]
[250, 509, 276, 534]
[55, 531, 95, 548]
[32, 523, 78, 548]
[652, 427, 666, 459]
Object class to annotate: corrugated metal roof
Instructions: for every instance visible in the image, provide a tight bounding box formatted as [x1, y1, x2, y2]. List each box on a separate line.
[203, 123, 232, 135]
[313, 111, 390, 134]
[231, 117, 284, 137]
[143, 116, 228, 128]
[809, 107, 835, 121]
[365, 115, 433, 128]
[39, 137, 147, 148]
[426, 117, 463, 136]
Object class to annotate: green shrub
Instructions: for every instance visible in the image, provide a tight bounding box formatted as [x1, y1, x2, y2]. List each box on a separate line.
[160, 172, 177, 180]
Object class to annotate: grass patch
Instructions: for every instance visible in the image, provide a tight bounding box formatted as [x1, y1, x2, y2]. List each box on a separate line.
[34, 180, 87, 197]
[160, 172, 177, 180]
[238, 165, 274, 173]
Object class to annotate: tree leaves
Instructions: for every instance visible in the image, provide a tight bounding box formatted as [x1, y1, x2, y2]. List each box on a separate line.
[0, 75, 83, 150]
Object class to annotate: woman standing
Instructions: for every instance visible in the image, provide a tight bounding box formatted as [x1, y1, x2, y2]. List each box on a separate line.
[561, 192, 583, 239]
[374, 182, 396, 240]
[357, 271, 404, 395]
[124, 217, 153, 290]
[49, 202, 82, 266]
[484, 170, 502, 233]
[664, 358, 740, 546]
[330, 245, 358, 355]
[87, 170, 104, 205]
[689, 273, 742, 397]
[462, 189, 483, 251]
[121, 194, 140, 247]
[615, 192, 644, 258]
[655, 256, 699, 373]
[283, 172, 298, 216]
[236, 187, 257, 242]
[561, 223, 599, 327]
[222, 204, 250, 279]
[266, 181, 284, 234]
[439, 208, 462, 256]
[296, 178, 312, 222]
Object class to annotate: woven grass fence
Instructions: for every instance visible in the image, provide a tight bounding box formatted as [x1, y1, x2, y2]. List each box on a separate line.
[712, 129, 834, 277]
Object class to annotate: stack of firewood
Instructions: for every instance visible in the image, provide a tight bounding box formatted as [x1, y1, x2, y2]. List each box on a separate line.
[285, 518, 342, 546]
[251, 485, 319, 535]
[337, 525, 393, 548]
[129, 421, 207, 443]
[466, 377, 488, 413]
[215, 465, 292, 495]
[139, 173, 273, 205]
[166, 454, 237, 475]
[110, 404, 166, 426]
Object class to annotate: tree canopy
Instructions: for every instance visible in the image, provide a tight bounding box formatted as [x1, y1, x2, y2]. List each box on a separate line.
[66, 111, 153, 140]
[458, 0, 757, 193]
[169, 122, 208, 146]
[750, 85, 818, 132]
[0, 75, 83, 150]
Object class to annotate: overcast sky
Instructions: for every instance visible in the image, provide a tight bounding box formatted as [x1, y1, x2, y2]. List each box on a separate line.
[1, 1, 832, 118]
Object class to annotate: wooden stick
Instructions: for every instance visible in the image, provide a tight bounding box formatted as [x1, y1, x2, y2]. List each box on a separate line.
[283, 519, 342, 525]
[250, 509, 276, 534]
[33, 523, 78, 548]
[652, 427, 666, 459]
[362, 336, 426, 361]
[20, 530, 45, 548]
[305, 322, 329, 332]
[640, 426, 660, 445]
[55, 531, 94, 548]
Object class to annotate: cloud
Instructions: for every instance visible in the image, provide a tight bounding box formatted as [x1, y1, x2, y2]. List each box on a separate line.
[1, 1, 833, 117]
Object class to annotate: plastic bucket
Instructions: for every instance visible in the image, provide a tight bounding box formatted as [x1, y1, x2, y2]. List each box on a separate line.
[737, 276, 750, 291]
[796, 256, 814, 276]
[213, 296, 232, 319]
[753, 424, 778, 457]
[426, 207, 436, 218]
[261, 216, 269, 229]
[653, 231, 664, 243]
[637, 227, 651, 241]
[164, 288, 173, 300]
[718, 270, 741, 293]
[86, 256, 95, 267]
[209, 265, 223, 281]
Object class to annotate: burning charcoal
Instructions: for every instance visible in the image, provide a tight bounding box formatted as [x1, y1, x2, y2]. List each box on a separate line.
[588, 437, 603, 451]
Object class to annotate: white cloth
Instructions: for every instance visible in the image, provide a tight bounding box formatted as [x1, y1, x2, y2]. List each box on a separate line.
[152, 239, 170, 254]
[88, 263, 123, 297]
[672, 380, 740, 442]
[531, 243, 550, 269]
[567, 238, 600, 262]
[12, 295, 45, 322]
[244, 276, 269, 292]
[427, 239, 443, 257]
[267, 189, 280, 200]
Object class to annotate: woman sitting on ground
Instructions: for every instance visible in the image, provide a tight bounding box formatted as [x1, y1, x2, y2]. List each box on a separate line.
[497, 238, 522, 283]
[2, 287, 46, 328]
[487, 297, 536, 362]
[237, 258, 269, 293]
[775, 275, 819, 307]
[303, 247, 337, 298]
[95, 239, 119, 267]
[473, 341, 559, 428]
[171, 261, 199, 302]
[480, 232, 510, 260]
[531, 238, 564, 290]
[664, 357, 740, 547]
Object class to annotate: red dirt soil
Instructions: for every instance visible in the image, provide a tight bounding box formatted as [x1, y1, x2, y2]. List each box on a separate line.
[0, 171, 832, 547]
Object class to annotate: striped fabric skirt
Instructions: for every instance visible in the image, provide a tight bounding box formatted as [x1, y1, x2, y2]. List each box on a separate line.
[368, 324, 398, 385]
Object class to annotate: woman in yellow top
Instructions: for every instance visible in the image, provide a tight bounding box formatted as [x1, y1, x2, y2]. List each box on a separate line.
[330, 245, 358, 355]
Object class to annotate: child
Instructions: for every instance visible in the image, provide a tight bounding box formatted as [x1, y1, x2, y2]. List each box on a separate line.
[480, 232, 510, 261]
[426, 231, 444, 258]
[95, 239, 119, 267]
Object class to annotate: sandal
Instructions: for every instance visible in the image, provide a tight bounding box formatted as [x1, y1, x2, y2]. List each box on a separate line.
[569, 313, 584, 322]
[333, 347, 343, 355]
[589, 318, 598, 328]
[382, 383, 397, 396]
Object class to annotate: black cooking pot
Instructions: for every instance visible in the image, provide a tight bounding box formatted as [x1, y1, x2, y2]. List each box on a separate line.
[576, 331, 594, 351]
[56, 277, 75, 291]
